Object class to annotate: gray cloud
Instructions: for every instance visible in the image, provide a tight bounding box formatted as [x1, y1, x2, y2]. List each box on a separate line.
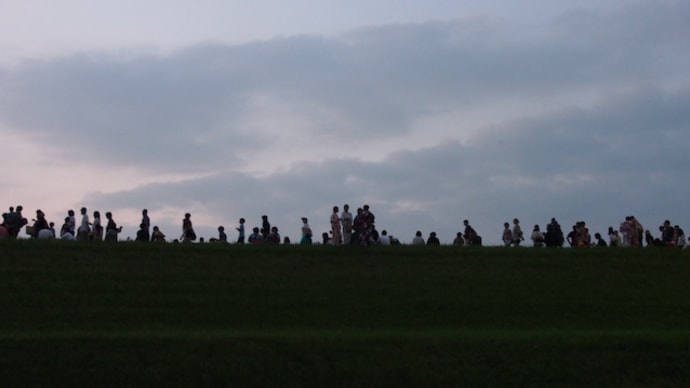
[1, 1, 689, 243]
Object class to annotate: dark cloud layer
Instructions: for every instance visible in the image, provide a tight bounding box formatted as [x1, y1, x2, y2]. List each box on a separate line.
[1, 1, 689, 243]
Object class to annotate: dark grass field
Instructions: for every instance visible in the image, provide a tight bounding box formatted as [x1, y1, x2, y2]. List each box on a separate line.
[1, 241, 689, 387]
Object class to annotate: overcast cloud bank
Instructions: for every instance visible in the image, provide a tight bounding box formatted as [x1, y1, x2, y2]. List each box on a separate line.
[1, 1, 689, 243]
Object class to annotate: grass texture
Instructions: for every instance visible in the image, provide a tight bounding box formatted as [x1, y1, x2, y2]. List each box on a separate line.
[1, 241, 689, 387]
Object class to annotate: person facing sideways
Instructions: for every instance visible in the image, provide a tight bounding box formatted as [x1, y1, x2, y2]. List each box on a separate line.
[248, 227, 263, 244]
[105, 212, 123, 242]
[261, 215, 271, 240]
[92, 211, 103, 241]
[594, 232, 608, 247]
[77, 207, 91, 241]
[267, 226, 281, 244]
[151, 226, 166, 242]
[453, 232, 465, 246]
[67, 209, 76, 237]
[426, 232, 440, 246]
[182, 213, 196, 242]
[644, 229, 654, 247]
[300, 217, 312, 245]
[31, 209, 51, 239]
[236, 218, 245, 244]
[512, 218, 524, 247]
[412, 231, 425, 245]
[530, 225, 545, 248]
[463, 220, 481, 246]
[674, 225, 685, 248]
[502, 222, 513, 247]
[331, 206, 342, 246]
[377, 230, 391, 245]
[322, 232, 333, 245]
[341, 204, 353, 245]
[60, 217, 75, 240]
[141, 209, 151, 241]
[209, 226, 228, 243]
[135, 223, 149, 242]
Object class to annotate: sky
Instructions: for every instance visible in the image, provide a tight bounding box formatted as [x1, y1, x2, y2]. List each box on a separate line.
[1, 0, 689, 244]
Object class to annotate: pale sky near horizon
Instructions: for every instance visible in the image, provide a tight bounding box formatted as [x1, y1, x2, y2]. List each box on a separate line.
[1, 0, 689, 244]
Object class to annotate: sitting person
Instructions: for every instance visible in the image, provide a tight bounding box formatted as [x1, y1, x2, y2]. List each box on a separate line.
[412, 231, 425, 245]
[453, 232, 465, 246]
[135, 223, 149, 242]
[377, 230, 391, 245]
[426, 232, 440, 246]
[151, 226, 166, 242]
[60, 217, 74, 240]
[216, 226, 228, 243]
[267, 227, 281, 244]
[248, 227, 263, 244]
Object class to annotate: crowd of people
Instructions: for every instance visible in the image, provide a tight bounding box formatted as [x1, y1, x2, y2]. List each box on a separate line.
[1, 204, 688, 249]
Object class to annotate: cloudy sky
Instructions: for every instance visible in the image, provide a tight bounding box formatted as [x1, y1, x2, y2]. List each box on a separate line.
[1, 0, 688, 244]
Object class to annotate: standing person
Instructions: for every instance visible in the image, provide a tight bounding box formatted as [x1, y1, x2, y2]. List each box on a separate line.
[31, 209, 50, 239]
[512, 218, 524, 247]
[359, 205, 375, 246]
[77, 207, 91, 241]
[261, 215, 271, 241]
[341, 204, 353, 245]
[608, 227, 617, 247]
[674, 225, 686, 249]
[300, 217, 313, 245]
[531, 225, 545, 247]
[105, 212, 122, 242]
[545, 218, 564, 247]
[141, 209, 151, 242]
[92, 211, 103, 241]
[236, 218, 246, 244]
[502, 222, 513, 247]
[182, 213, 196, 242]
[331, 206, 342, 246]
[67, 209, 76, 237]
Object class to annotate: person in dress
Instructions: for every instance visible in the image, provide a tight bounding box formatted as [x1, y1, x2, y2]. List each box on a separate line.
[300, 217, 312, 245]
[530, 225, 545, 248]
[341, 204, 353, 245]
[92, 211, 103, 241]
[330, 206, 342, 246]
[502, 222, 513, 247]
[105, 212, 122, 242]
[182, 213, 196, 242]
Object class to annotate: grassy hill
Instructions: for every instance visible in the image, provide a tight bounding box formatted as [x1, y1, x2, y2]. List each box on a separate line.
[1, 241, 689, 386]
